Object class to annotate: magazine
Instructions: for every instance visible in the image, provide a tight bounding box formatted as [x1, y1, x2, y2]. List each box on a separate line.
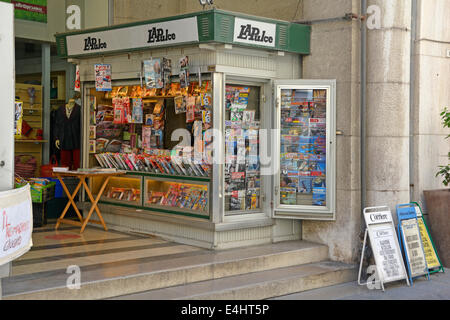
[143, 59, 164, 89]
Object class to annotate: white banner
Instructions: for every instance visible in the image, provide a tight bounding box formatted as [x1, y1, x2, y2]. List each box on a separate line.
[0, 185, 33, 266]
[233, 17, 276, 48]
[66, 17, 199, 56]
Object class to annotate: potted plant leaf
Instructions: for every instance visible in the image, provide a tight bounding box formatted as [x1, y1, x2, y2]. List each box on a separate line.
[424, 107, 450, 267]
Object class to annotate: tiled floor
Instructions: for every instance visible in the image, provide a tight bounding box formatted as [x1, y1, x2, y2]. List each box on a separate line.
[11, 223, 203, 277]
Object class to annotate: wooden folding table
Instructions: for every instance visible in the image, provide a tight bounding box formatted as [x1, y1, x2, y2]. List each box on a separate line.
[54, 171, 125, 233]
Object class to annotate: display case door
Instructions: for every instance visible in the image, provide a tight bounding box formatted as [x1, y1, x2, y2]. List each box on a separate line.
[273, 80, 336, 221]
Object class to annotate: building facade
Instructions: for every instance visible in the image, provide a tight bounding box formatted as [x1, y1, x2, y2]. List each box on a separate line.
[103, 0, 450, 264]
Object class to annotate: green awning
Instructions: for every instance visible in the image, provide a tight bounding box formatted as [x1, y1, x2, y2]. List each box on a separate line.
[56, 9, 310, 58]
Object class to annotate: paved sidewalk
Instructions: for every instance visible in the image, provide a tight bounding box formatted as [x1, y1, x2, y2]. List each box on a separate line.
[272, 269, 450, 300]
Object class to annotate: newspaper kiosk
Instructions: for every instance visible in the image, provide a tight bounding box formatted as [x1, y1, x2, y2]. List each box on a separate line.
[55, 9, 338, 250]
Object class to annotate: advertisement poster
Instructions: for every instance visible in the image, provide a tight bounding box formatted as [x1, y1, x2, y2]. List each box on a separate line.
[95, 64, 112, 92]
[0, 0, 47, 23]
[0, 184, 33, 266]
[401, 219, 428, 277]
[417, 218, 441, 269]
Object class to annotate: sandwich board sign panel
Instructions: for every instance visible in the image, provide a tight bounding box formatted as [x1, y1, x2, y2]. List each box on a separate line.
[412, 202, 444, 274]
[358, 206, 409, 291]
[396, 204, 430, 284]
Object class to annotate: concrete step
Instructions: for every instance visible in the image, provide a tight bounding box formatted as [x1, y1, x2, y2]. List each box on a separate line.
[110, 261, 358, 300]
[3, 241, 330, 300]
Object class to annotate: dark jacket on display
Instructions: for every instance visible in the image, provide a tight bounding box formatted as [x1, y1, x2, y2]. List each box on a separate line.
[54, 103, 81, 150]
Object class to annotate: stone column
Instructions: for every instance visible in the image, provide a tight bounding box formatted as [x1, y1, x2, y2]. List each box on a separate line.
[365, 0, 412, 216]
[412, 0, 450, 208]
[301, 0, 362, 263]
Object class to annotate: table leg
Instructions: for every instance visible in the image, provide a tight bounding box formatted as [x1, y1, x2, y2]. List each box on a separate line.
[80, 176, 111, 233]
[55, 175, 84, 230]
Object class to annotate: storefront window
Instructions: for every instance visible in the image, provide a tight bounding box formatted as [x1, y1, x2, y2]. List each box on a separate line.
[224, 85, 261, 214]
[85, 76, 214, 219]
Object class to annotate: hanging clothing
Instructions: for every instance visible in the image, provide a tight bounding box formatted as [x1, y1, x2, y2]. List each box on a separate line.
[60, 148, 80, 170]
[54, 103, 81, 151]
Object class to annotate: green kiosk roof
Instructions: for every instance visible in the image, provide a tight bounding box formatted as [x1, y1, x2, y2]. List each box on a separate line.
[56, 9, 310, 58]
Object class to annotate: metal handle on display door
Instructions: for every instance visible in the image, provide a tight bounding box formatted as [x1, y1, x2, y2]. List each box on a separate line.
[0, 161, 5, 168]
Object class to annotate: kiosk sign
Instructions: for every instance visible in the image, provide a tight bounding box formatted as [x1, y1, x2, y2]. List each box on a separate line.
[66, 17, 199, 56]
[233, 17, 276, 48]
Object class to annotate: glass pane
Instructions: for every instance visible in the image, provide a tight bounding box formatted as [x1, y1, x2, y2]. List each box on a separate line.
[92, 176, 141, 205]
[224, 85, 261, 214]
[145, 179, 209, 213]
[87, 79, 213, 178]
[280, 88, 327, 207]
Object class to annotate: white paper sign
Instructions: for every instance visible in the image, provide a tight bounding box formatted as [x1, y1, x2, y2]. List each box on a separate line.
[401, 219, 428, 277]
[233, 17, 276, 48]
[363, 208, 408, 284]
[370, 224, 405, 282]
[0, 185, 33, 266]
[66, 17, 199, 56]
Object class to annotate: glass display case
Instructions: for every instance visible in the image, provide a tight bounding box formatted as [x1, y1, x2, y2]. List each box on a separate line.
[91, 175, 142, 206]
[85, 77, 214, 220]
[224, 85, 261, 215]
[274, 80, 336, 218]
[144, 177, 210, 218]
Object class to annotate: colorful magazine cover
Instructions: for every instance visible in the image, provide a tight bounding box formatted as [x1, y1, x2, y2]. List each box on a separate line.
[162, 58, 172, 87]
[89, 125, 96, 140]
[186, 96, 196, 123]
[94, 64, 112, 92]
[174, 96, 186, 114]
[226, 86, 250, 110]
[280, 187, 297, 205]
[131, 98, 143, 124]
[312, 187, 326, 206]
[179, 56, 190, 88]
[143, 59, 164, 89]
[298, 176, 313, 194]
[89, 140, 96, 153]
[142, 126, 152, 150]
[14, 101, 23, 137]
